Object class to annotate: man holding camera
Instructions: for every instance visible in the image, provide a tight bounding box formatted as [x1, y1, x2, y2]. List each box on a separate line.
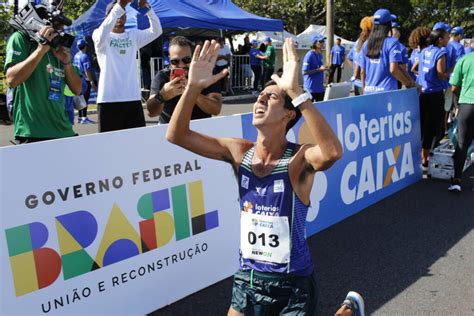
[5, 23, 82, 143]
[93, 0, 162, 132]
[146, 36, 222, 124]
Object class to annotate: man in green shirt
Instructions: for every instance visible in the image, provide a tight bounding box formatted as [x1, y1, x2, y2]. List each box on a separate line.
[5, 24, 82, 143]
[261, 37, 276, 87]
[448, 52, 474, 192]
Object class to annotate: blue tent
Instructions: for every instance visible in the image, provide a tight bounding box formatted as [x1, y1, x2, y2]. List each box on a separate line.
[70, 0, 283, 38]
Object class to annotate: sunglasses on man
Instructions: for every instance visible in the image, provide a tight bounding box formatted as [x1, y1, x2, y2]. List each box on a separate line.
[170, 56, 192, 66]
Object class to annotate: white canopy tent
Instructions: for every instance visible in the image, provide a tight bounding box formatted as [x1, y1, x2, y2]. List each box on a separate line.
[296, 25, 354, 50]
[232, 30, 300, 49]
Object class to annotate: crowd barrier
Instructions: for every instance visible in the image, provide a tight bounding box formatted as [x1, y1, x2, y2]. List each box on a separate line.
[0, 89, 421, 315]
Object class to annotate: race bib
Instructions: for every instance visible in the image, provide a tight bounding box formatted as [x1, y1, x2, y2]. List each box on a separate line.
[240, 212, 290, 264]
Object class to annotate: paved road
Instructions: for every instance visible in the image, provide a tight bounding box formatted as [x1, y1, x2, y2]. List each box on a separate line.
[1, 99, 472, 315]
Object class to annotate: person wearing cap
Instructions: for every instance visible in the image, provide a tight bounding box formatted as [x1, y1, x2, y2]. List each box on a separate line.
[262, 37, 276, 87]
[433, 22, 456, 76]
[73, 39, 97, 124]
[412, 28, 450, 169]
[328, 38, 346, 84]
[448, 51, 474, 192]
[92, 0, 162, 133]
[358, 8, 416, 94]
[449, 27, 465, 63]
[347, 16, 373, 95]
[446, 26, 466, 113]
[248, 39, 266, 94]
[391, 22, 411, 89]
[302, 34, 328, 101]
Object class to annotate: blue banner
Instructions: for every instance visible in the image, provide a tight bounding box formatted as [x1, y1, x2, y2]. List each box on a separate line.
[241, 89, 422, 236]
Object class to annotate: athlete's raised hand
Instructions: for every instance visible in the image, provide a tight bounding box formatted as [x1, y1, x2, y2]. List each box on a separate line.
[187, 40, 228, 91]
[271, 38, 303, 99]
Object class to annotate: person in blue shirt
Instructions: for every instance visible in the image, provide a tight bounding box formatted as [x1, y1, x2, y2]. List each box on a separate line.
[446, 26, 466, 112]
[448, 27, 465, 63]
[328, 38, 345, 83]
[73, 39, 97, 124]
[432, 22, 456, 75]
[359, 9, 416, 94]
[391, 22, 411, 89]
[347, 16, 373, 96]
[248, 39, 267, 94]
[408, 27, 431, 81]
[412, 29, 450, 168]
[302, 34, 328, 101]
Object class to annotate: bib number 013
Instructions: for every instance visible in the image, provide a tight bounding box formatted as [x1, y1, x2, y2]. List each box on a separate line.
[248, 232, 280, 248]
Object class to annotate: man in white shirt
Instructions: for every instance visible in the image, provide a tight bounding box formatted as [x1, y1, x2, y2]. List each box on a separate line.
[93, 0, 162, 132]
[215, 37, 232, 94]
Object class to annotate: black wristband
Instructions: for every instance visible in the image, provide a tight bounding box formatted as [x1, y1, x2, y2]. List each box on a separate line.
[154, 93, 164, 103]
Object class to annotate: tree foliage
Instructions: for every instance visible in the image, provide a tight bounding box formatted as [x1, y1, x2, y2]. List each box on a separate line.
[236, 0, 473, 43]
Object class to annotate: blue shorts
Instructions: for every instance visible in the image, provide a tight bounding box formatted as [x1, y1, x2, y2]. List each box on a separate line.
[230, 270, 318, 315]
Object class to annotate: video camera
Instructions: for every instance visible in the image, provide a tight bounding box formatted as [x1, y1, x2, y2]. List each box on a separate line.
[9, 0, 75, 48]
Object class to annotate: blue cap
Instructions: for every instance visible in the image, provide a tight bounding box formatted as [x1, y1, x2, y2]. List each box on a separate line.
[76, 39, 87, 49]
[263, 37, 272, 43]
[433, 22, 451, 33]
[451, 26, 464, 36]
[373, 9, 396, 25]
[391, 22, 401, 29]
[311, 34, 326, 43]
[250, 39, 258, 45]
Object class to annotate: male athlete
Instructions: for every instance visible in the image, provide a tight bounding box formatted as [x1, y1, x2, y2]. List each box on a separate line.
[166, 38, 343, 315]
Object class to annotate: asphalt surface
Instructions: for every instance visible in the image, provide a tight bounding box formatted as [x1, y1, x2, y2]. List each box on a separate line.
[1, 99, 473, 315]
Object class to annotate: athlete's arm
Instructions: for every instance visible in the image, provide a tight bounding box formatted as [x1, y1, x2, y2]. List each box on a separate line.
[272, 39, 343, 172]
[166, 40, 252, 166]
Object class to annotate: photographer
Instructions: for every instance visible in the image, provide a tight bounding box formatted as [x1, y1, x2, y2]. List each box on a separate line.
[93, 0, 162, 133]
[5, 19, 82, 143]
[146, 36, 222, 124]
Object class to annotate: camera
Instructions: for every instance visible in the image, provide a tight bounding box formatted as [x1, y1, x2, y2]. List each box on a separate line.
[9, 0, 75, 48]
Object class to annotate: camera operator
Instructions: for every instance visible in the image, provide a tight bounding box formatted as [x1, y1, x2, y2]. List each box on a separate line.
[5, 22, 82, 144]
[93, 0, 162, 133]
[146, 36, 222, 124]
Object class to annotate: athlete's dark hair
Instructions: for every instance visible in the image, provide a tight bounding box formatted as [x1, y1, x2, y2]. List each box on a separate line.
[426, 29, 448, 47]
[366, 22, 392, 59]
[264, 80, 302, 133]
[408, 27, 431, 50]
[169, 36, 194, 51]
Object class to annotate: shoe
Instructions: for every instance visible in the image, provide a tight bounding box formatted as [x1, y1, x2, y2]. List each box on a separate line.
[448, 178, 462, 192]
[342, 291, 365, 316]
[77, 117, 85, 124]
[448, 184, 461, 192]
[81, 117, 96, 124]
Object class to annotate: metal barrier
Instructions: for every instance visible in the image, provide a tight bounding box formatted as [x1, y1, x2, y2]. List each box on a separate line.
[150, 57, 164, 82]
[147, 55, 254, 94]
[229, 55, 253, 91]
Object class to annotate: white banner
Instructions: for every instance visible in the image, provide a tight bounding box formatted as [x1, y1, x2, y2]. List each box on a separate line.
[0, 117, 242, 315]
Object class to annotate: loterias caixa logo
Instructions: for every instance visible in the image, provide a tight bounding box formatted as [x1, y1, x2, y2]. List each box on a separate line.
[4, 180, 219, 297]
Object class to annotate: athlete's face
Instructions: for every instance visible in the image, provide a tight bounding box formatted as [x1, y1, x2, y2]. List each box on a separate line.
[438, 33, 449, 47]
[252, 85, 293, 130]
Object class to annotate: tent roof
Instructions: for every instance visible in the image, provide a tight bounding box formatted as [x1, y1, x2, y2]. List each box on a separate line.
[297, 25, 354, 50]
[70, 0, 283, 37]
